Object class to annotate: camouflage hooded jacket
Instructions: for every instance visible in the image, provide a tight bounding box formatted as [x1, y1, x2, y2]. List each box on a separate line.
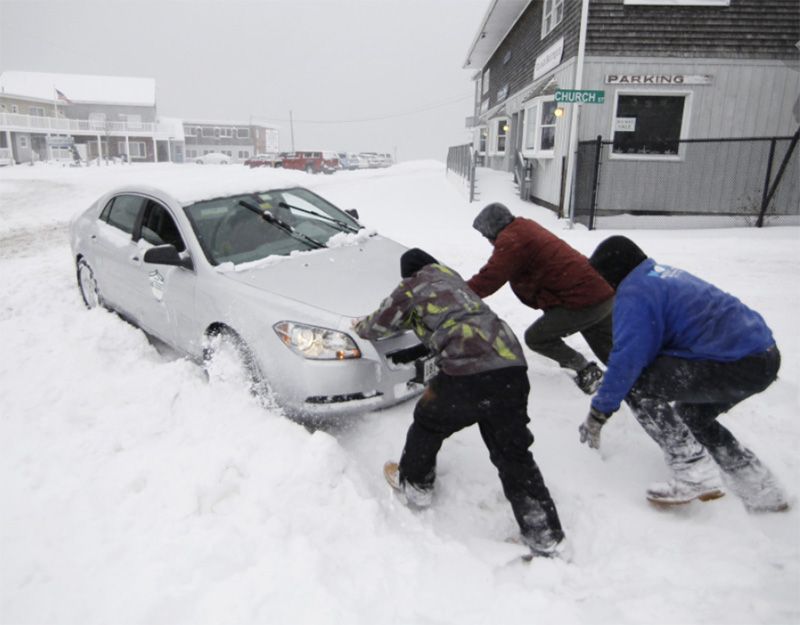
[354, 263, 526, 376]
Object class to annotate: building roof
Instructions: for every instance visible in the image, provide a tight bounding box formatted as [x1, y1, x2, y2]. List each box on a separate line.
[0, 70, 156, 106]
[463, 0, 531, 69]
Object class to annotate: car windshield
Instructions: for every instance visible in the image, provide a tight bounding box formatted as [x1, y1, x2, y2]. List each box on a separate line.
[184, 187, 361, 266]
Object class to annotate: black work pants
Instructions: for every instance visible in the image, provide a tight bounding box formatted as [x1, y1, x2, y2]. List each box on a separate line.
[399, 366, 564, 546]
[524, 297, 614, 371]
[631, 345, 780, 473]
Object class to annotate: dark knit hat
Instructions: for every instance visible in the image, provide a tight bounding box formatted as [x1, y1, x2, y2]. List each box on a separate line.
[588, 236, 648, 289]
[472, 203, 515, 240]
[400, 248, 439, 278]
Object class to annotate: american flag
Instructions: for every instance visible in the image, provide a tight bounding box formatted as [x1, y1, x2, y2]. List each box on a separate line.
[55, 88, 72, 104]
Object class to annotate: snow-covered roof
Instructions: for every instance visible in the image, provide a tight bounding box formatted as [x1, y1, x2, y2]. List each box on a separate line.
[463, 0, 531, 69]
[0, 70, 156, 106]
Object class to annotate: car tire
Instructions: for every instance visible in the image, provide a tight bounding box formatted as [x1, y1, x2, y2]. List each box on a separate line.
[203, 327, 274, 407]
[76, 258, 103, 309]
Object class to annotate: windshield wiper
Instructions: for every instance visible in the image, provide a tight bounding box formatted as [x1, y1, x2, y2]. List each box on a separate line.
[238, 200, 326, 249]
[278, 201, 360, 234]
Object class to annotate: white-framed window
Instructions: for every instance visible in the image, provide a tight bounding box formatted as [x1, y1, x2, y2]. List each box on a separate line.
[610, 90, 692, 160]
[238, 150, 250, 158]
[478, 127, 487, 154]
[89, 113, 106, 129]
[184, 126, 195, 136]
[129, 141, 146, 158]
[19, 135, 28, 148]
[186, 149, 197, 158]
[202, 127, 214, 138]
[489, 117, 509, 154]
[29, 106, 45, 116]
[482, 68, 490, 96]
[121, 114, 142, 129]
[541, 0, 564, 37]
[219, 127, 233, 138]
[522, 97, 558, 158]
[237, 128, 250, 139]
[624, 0, 729, 5]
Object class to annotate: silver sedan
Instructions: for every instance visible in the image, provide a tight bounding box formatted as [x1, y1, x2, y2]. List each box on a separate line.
[69, 183, 429, 422]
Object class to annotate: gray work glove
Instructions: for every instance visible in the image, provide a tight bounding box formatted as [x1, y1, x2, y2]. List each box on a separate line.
[579, 406, 611, 449]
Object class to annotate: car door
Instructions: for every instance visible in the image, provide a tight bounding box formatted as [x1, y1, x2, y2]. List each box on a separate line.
[133, 199, 198, 350]
[93, 193, 147, 316]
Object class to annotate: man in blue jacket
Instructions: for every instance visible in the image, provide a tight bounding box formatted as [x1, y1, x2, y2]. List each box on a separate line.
[580, 236, 787, 513]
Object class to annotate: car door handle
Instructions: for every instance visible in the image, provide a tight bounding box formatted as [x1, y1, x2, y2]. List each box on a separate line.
[130, 254, 140, 263]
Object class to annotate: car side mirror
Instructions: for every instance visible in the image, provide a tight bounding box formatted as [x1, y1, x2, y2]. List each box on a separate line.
[345, 209, 360, 220]
[143, 244, 194, 271]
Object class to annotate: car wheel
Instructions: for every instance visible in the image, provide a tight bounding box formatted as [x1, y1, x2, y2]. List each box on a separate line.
[203, 327, 275, 407]
[76, 258, 103, 309]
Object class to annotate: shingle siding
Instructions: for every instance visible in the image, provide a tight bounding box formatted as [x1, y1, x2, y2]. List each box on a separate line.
[587, 0, 800, 59]
[482, 1, 583, 110]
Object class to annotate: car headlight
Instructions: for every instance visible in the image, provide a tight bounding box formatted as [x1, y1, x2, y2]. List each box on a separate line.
[273, 321, 361, 360]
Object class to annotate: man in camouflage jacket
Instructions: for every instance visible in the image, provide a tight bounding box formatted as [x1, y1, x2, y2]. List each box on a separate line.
[355, 248, 565, 557]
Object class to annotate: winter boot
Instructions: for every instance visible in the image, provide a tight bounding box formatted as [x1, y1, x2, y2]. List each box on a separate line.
[575, 362, 603, 395]
[383, 461, 433, 509]
[722, 458, 789, 513]
[646, 454, 725, 505]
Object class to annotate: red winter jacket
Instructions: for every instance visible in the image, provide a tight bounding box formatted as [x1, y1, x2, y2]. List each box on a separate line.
[467, 217, 613, 311]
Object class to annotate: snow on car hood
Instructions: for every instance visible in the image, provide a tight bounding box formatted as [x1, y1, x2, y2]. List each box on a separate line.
[218, 234, 407, 317]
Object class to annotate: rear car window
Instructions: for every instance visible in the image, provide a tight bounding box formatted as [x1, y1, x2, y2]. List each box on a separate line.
[104, 195, 144, 235]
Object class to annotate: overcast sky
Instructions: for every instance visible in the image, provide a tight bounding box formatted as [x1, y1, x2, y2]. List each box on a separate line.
[0, 0, 491, 161]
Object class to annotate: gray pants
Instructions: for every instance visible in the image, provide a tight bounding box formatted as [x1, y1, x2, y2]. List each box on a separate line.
[524, 298, 614, 372]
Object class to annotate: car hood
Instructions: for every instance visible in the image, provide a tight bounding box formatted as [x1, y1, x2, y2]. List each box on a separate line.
[219, 234, 407, 317]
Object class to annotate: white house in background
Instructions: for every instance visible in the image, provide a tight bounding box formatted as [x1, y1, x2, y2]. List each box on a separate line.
[183, 119, 280, 163]
[0, 70, 183, 164]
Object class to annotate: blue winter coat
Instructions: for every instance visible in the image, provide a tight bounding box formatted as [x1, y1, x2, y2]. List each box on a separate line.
[592, 259, 775, 415]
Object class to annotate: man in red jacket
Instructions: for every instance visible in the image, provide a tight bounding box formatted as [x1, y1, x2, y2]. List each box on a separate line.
[468, 203, 613, 394]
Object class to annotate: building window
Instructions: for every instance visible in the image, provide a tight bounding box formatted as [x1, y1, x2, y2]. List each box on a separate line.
[11, 104, 19, 113]
[237, 128, 250, 139]
[19, 135, 28, 148]
[624, 0, 729, 5]
[89, 113, 106, 129]
[541, 0, 564, 37]
[185, 127, 195, 136]
[129, 141, 147, 158]
[202, 127, 214, 138]
[491, 118, 508, 154]
[238, 150, 250, 158]
[482, 68, 490, 96]
[220, 127, 233, 138]
[121, 114, 142, 129]
[611, 92, 690, 158]
[523, 98, 557, 157]
[186, 149, 197, 158]
[478, 127, 487, 154]
[29, 106, 45, 116]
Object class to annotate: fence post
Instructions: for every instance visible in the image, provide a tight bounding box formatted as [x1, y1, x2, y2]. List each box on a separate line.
[757, 127, 800, 228]
[588, 135, 602, 231]
[757, 139, 777, 228]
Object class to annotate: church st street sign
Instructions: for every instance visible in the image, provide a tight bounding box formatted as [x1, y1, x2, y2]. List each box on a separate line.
[554, 89, 606, 104]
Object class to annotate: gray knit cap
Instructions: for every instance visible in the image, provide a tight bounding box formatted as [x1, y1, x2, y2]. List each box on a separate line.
[472, 202, 515, 240]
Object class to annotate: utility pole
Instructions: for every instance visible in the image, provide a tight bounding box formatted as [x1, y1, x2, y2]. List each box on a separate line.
[289, 110, 295, 152]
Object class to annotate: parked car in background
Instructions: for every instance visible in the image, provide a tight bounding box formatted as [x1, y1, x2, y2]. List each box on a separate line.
[378, 153, 394, 167]
[245, 153, 283, 168]
[356, 153, 371, 169]
[69, 182, 428, 422]
[195, 152, 230, 165]
[281, 150, 339, 174]
[338, 153, 362, 171]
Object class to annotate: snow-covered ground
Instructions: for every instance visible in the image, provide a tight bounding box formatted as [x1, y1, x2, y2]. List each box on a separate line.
[1, 161, 798, 625]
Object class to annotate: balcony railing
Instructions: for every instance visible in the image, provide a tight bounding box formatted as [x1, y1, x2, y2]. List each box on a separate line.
[0, 112, 176, 138]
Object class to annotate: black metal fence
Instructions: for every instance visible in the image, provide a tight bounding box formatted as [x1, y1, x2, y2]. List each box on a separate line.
[446, 143, 476, 202]
[573, 130, 800, 230]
